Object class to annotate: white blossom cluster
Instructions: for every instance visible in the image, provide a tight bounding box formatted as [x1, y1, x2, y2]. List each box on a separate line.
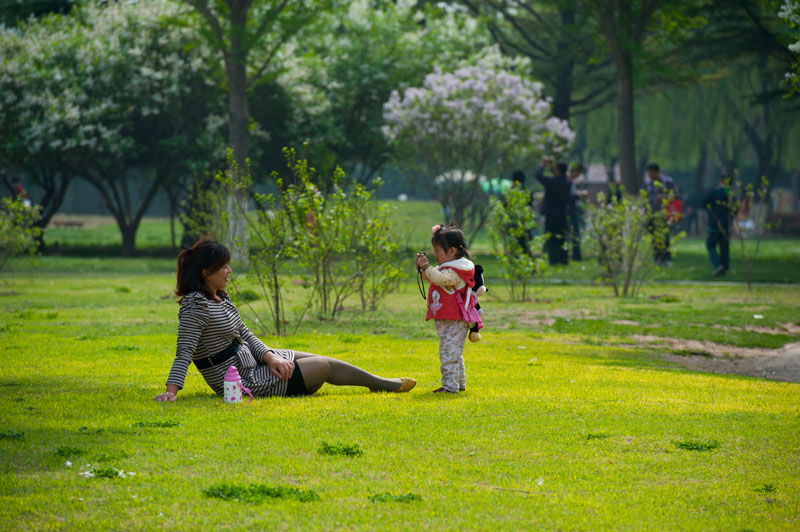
[382, 62, 574, 181]
[779, 0, 800, 87]
[0, 0, 223, 167]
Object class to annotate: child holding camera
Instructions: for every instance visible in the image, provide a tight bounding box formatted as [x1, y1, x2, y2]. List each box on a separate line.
[415, 224, 481, 393]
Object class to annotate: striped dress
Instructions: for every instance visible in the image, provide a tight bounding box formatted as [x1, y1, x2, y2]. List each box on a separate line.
[166, 291, 295, 397]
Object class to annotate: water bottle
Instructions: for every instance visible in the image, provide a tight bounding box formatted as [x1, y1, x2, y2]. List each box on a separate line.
[224, 365, 253, 404]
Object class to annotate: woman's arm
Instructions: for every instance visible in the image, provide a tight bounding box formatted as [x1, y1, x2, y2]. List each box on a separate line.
[155, 295, 209, 402]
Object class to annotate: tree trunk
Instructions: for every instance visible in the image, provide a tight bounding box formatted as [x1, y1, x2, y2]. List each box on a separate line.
[120, 224, 137, 258]
[596, 3, 638, 195]
[616, 59, 638, 195]
[551, 9, 576, 121]
[226, 3, 251, 264]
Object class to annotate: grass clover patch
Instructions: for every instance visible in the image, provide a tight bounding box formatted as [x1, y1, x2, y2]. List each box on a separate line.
[673, 439, 720, 452]
[203, 483, 319, 503]
[754, 484, 776, 493]
[55, 445, 85, 457]
[133, 420, 181, 428]
[369, 492, 422, 503]
[79, 466, 136, 479]
[0, 430, 24, 440]
[111, 345, 140, 351]
[318, 441, 363, 457]
[586, 433, 611, 440]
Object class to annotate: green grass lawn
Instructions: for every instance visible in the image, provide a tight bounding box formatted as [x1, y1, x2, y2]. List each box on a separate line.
[1, 260, 799, 530]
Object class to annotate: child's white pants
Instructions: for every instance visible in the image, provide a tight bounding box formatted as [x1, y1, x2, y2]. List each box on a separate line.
[435, 319, 468, 392]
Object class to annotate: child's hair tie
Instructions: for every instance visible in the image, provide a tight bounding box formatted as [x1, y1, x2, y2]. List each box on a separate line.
[431, 224, 442, 235]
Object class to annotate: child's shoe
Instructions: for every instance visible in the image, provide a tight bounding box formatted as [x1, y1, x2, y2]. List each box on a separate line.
[432, 387, 458, 393]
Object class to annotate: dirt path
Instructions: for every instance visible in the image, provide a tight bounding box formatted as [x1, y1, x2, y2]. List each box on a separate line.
[631, 336, 800, 383]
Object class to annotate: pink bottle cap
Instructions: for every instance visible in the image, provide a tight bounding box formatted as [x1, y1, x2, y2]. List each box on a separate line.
[224, 365, 241, 382]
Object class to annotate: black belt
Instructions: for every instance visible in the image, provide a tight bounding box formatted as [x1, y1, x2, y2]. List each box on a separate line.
[194, 337, 242, 370]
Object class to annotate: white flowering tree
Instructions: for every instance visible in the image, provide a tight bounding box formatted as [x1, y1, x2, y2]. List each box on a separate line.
[780, 0, 800, 93]
[0, 1, 224, 255]
[382, 61, 574, 241]
[294, 0, 489, 186]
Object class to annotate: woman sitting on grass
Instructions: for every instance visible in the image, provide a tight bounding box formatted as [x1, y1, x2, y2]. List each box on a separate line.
[154, 238, 415, 402]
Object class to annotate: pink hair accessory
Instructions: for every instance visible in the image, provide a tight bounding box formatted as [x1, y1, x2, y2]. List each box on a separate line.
[431, 224, 442, 234]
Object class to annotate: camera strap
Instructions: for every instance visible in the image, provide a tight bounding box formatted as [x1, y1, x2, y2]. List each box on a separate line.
[416, 268, 427, 300]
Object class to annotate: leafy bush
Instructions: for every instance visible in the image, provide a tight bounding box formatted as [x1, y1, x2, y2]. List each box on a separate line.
[220, 146, 403, 333]
[0, 197, 40, 271]
[586, 192, 670, 297]
[488, 185, 548, 301]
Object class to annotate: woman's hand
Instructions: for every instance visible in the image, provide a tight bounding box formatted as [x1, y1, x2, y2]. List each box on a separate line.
[264, 352, 295, 381]
[154, 391, 177, 402]
[154, 385, 179, 402]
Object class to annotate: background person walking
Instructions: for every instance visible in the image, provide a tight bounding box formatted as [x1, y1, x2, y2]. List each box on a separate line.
[703, 175, 734, 276]
[535, 156, 571, 265]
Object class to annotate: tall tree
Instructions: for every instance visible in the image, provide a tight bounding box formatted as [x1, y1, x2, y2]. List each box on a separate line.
[185, 0, 323, 258]
[301, 1, 488, 186]
[0, 1, 220, 256]
[457, 0, 615, 121]
[576, 1, 711, 193]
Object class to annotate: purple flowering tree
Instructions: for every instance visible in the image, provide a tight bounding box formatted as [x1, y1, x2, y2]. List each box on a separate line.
[382, 63, 574, 241]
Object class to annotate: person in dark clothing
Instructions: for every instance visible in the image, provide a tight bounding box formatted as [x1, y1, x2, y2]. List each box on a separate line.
[568, 164, 587, 262]
[703, 175, 734, 276]
[535, 157, 571, 265]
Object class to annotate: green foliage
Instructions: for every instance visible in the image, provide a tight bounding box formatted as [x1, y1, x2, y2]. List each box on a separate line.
[729, 176, 772, 290]
[219, 146, 403, 333]
[0, 430, 24, 440]
[318, 441, 364, 457]
[488, 186, 548, 301]
[54, 446, 85, 457]
[203, 483, 320, 503]
[586, 192, 666, 297]
[0, 197, 40, 272]
[132, 420, 181, 428]
[779, 0, 800, 94]
[369, 492, 422, 503]
[673, 439, 721, 452]
[299, 1, 490, 184]
[233, 288, 261, 303]
[89, 467, 122, 479]
[754, 483, 777, 493]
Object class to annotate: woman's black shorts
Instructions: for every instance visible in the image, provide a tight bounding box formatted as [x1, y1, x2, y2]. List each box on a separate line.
[285, 362, 309, 397]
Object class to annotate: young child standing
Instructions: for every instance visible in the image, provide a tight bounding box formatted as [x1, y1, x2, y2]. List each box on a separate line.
[415, 224, 482, 393]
